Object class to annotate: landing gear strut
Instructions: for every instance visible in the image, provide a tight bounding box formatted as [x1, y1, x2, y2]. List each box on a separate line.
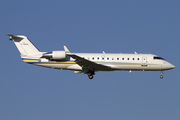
[87, 70, 95, 79]
[160, 71, 164, 79]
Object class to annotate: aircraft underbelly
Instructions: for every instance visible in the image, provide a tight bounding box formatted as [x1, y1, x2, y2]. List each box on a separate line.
[111, 64, 142, 70]
[33, 62, 164, 71]
[33, 63, 74, 70]
[110, 64, 163, 71]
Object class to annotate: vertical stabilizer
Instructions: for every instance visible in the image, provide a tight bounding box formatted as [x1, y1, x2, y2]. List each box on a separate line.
[7, 34, 41, 56]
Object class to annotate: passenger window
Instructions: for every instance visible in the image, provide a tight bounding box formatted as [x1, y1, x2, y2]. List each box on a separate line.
[107, 58, 109, 60]
[97, 57, 99, 60]
[122, 58, 124, 60]
[127, 58, 129, 60]
[133, 58, 134, 60]
[137, 58, 139, 60]
[117, 58, 119, 60]
[92, 57, 94, 60]
[112, 58, 114, 60]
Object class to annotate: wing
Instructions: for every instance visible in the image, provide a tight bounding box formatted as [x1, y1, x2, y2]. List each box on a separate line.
[67, 54, 112, 72]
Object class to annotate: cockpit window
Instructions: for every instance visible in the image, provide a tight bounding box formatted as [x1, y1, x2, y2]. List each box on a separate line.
[154, 56, 165, 60]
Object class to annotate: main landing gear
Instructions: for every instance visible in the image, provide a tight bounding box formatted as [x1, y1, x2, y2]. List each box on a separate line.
[87, 70, 95, 79]
[160, 71, 164, 79]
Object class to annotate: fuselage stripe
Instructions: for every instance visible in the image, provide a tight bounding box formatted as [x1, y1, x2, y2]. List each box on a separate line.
[22, 59, 157, 66]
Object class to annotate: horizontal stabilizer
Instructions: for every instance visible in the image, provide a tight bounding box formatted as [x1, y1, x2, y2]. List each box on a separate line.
[6, 34, 23, 40]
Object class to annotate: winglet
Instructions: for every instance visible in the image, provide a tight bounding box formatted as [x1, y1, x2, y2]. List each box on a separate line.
[64, 46, 70, 53]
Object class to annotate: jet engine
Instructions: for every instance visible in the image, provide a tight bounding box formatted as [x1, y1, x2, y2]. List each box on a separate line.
[42, 51, 66, 60]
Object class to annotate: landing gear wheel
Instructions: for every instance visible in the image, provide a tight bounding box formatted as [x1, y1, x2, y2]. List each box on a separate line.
[160, 71, 164, 79]
[87, 69, 95, 79]
[160, 75, 163, 79]
[88, 75, 93, 79]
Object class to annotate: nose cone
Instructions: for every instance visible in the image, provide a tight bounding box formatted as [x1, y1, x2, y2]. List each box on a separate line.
[171, 64, 175, 69]
[167, 63, 175, 70]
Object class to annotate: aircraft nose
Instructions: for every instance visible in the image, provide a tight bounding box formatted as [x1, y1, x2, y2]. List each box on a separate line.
[171, 64, 175, 69]
[167, 63, 175, 70]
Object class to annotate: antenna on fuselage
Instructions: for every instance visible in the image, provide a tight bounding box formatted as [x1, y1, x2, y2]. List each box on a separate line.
[134, 51, 137, 54]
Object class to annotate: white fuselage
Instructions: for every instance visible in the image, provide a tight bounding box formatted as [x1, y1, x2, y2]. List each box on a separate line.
[7, 34, 175, 79]
[25, 53, 175, 72]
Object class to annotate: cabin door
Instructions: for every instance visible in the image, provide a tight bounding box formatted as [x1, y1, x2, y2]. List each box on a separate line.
[142, 56, 147, 66]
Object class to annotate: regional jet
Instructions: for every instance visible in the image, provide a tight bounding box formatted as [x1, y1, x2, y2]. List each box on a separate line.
[7, 34, 175, 79]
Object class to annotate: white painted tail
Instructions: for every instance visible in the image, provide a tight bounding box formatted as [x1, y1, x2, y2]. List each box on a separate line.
[7, 34, 41, 56]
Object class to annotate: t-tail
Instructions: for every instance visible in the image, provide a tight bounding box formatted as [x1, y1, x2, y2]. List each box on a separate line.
[7, 34, 42, 58]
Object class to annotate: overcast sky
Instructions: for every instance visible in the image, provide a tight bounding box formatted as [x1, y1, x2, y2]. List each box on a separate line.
[1, 0, 180, 120]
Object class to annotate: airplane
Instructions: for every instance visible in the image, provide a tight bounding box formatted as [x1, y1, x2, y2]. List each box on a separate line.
[7, 34, 175, 79]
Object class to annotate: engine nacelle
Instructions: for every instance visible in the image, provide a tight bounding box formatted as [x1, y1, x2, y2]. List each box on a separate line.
[42, 51, 66, 60]
[52, 51, 66, 60]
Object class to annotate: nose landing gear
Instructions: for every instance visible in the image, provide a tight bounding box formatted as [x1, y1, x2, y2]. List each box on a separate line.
[160, 71, 164, 79]
[160, 75, 163, 79]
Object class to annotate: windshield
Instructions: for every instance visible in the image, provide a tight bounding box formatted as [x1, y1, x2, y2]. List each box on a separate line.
[154, 56, 165, 60]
